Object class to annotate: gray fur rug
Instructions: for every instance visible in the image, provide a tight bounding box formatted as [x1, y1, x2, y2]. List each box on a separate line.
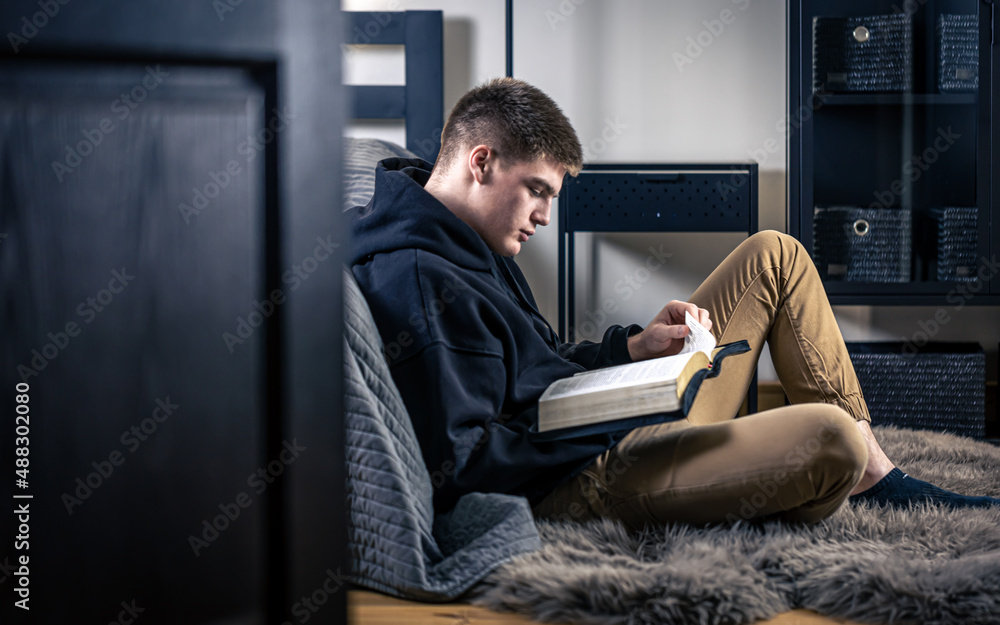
[470, 427, 1000, 625]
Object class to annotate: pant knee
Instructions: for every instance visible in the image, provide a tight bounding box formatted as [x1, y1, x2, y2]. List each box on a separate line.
[739, 230, 806, 272]
[745, 230, 804, 257]
[804, 406, 868, 484]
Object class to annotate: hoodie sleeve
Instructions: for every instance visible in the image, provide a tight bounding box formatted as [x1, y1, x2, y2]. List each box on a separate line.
[389, 342, 517, 511]
[557, 323, 644, 370]
[390, 343, 505, 444]
[390, 340, 616, 512]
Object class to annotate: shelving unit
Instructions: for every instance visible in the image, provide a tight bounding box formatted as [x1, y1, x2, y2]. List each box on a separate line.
[788, 0, 998, 438]
[788, 0, 997, 305]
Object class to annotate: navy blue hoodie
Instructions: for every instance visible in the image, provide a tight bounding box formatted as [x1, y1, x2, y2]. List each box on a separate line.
[349, 158, 642, 512]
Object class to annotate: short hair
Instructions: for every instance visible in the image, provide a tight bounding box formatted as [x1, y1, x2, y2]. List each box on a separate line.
[436, 77, 583, 176]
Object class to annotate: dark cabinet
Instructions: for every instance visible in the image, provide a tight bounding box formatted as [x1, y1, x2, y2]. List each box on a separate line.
[788, 0, 997, 304]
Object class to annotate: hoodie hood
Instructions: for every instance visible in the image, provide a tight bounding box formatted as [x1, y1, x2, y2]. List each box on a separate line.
[349, 157, 495, 272]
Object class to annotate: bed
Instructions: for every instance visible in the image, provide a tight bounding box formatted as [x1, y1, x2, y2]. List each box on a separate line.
[345, 9, 443, 162]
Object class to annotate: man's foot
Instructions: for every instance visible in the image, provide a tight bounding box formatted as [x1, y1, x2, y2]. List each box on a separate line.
[848, 467, 1000, 509]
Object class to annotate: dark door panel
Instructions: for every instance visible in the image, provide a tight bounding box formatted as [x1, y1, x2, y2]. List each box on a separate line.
[0, 2, 344, 623]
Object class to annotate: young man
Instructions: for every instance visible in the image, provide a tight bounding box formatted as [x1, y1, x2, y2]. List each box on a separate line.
[349, 78, 998, 527]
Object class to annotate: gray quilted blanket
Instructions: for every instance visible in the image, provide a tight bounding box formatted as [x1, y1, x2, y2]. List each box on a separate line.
[343, 138, 541, 601]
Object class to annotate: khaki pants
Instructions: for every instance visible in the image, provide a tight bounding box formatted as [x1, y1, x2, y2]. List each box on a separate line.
[533, 231, 870, 528]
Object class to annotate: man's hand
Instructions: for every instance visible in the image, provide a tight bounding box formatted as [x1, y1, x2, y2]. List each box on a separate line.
[627, 300, 712, 362]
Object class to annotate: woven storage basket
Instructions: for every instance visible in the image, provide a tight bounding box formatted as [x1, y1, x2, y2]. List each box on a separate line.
[847, 342, 985, 438]
[930, 207, 978, 281]
[813, 14, 913, 92]
[813, 207, 911, 282]
[937, 14, 978, 93]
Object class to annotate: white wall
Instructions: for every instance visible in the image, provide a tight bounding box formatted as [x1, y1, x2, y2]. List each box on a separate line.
[343, 0, 999, 382]
[510, 0, 788, 377]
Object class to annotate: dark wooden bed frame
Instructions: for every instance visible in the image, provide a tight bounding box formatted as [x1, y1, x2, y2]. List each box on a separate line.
[345, 10, 444, 162]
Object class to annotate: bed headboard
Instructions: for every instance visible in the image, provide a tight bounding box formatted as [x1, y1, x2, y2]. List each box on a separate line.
[345, 10, 444, 162]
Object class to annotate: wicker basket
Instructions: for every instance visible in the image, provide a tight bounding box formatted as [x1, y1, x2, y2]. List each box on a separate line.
[930, 207, 978, 281]
[813, 14, 913, 93]
[847, 342, 985, 438]
[813, 207, 911, 282]
[937, 14, 978, 93]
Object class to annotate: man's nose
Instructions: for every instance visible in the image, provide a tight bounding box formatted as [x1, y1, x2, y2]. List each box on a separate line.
[534, 201, 552, 227]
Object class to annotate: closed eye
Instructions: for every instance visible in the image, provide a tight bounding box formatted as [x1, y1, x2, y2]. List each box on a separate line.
[526, 177, 559, 200]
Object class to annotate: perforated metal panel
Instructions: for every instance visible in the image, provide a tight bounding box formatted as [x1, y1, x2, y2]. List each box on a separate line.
[562, 168, 754, 232]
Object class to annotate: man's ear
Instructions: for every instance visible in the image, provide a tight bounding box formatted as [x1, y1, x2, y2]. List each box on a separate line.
[468, 144, 492, 184]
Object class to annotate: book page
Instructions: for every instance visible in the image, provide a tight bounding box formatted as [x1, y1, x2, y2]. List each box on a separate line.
[676, 311, 716, 356]
[543, 312, 717, 403]
[542, 354, 690, 401]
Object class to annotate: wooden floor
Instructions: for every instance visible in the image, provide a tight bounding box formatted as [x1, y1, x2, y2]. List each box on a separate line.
[349, 590, 865, 625]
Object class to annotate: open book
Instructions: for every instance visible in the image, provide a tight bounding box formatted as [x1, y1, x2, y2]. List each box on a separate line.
[533, 313, 750, 440]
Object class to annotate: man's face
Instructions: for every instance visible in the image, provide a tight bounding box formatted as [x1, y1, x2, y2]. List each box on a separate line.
[471, 154, 565, 257]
